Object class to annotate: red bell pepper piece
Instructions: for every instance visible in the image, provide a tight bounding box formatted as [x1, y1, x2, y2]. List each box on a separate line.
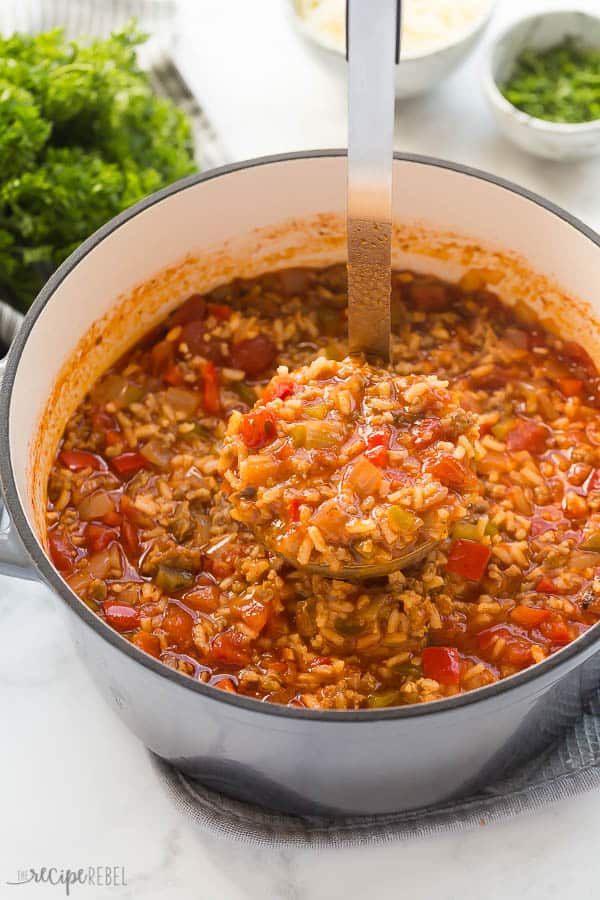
[510, 605, 550, 629]
[364, 430, 389, 466]
[446, 539, 491, 581]
[120, 519, 141, 559]
[84, 523, 117, 554]
[240, 408, 277, 449]
[48, 528, 77, 574]
[422, 646, 461, 685]
[540, 615, 571, 645]
[111, 451, 147, 478]
[102, 603, 140, 632]
[60, 448, 106, 472]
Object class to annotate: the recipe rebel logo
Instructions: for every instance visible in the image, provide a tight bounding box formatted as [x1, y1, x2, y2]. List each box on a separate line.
[5, 866, 127, 895]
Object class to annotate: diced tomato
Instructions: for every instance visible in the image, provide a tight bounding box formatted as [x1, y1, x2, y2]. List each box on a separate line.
[476, 626, 533, 668]
[536, 577, 562, 594]
[111, 451, 147, 478]
[120, 519, 141, 559]
[540, 615, 571, 645]
[163, 363, 184, 386]
[105, 429, 122, 447]
[446, 539, 491, 581]
[239, 599, 270, 633]
[202, 361, 220, 415]
[213, 677, 237, 692]
[510, 605, 550, 629]
[229, 334, 278, 377]
[102, 603, 140, 632]
[48, 528, 77, 574]
[183, 582, 220, 613]
[261, 376, 296, 404]
[150, 339, 175, 375]
[132, 631, 161, 658]
[428, 456, 467, 489]
[240, 408, 277, 449]
[364, 430, 389, 466]
[556, 377, 583, 397]
[422, 646, 461, 685]
[207, 542, 243, 579]
[170, 293, 207, 326]
[60, 448, 106, 472]
[287, 497, 302, 522]
[210, 629, 251, 666]
[162, 605, 194, 649]
[506, 419, 549, 454]
[504, 639, 535, 668]
[84, 523, 117, 554]
[411, 417, 443, 449]
[208, 303, 232, 320]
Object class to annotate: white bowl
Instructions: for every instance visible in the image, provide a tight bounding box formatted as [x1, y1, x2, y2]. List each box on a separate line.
[289, 0, 496, 99]
[483, 9, 600, 162]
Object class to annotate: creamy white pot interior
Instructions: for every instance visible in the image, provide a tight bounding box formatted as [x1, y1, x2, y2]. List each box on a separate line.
[7, 155, 600, 541]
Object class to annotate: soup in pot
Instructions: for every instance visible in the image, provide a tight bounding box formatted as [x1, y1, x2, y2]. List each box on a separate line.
[46, 265, 600, 709]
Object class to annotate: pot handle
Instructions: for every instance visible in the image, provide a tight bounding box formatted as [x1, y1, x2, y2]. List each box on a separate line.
[0, 311, 41, 582]
[0, 496, 39, 582]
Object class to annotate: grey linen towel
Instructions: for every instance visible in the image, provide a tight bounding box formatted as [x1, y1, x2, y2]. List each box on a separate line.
[150, 683, 600, 846]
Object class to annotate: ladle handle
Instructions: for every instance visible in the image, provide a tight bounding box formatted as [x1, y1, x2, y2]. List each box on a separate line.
[346, 0, 400, 363]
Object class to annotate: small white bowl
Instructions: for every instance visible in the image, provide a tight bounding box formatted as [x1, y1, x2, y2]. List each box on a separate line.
[289, 0, 496, 99]
[483, 9, 600, 162]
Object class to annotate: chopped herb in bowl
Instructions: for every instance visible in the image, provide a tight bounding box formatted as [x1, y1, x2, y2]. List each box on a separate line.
[501, 37, 600, 124]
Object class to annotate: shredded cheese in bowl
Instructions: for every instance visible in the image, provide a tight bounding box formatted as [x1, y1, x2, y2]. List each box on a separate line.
[294, 0, 492, 58]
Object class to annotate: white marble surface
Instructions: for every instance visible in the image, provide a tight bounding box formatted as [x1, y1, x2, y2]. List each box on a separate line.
[3, 0, 600, 897]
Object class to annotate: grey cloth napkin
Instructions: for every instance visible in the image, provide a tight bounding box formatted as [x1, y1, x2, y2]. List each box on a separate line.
[150, 685, 600, 846]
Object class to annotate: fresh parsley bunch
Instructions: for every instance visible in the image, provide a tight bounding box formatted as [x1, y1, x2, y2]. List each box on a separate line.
[0, 23, 197, 309]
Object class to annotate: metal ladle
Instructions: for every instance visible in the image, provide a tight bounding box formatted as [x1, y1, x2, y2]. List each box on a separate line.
[280, 0, 435, 580]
